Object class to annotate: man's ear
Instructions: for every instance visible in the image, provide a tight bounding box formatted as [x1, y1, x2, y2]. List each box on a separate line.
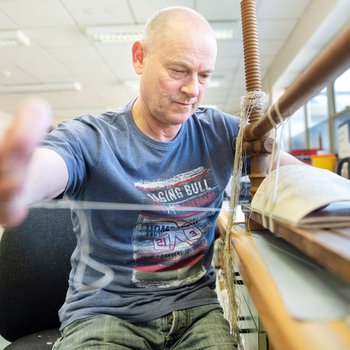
[132, 41, 146, 75]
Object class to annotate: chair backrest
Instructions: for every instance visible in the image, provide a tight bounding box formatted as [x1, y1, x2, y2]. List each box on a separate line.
[337, 157, 350, 179]
[0, 208, 76, 342]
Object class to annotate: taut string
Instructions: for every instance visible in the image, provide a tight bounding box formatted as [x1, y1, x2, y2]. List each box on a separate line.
[262, 100, 286, 232]
[31, 199, 232, 213]
[30, 199, 231, 292]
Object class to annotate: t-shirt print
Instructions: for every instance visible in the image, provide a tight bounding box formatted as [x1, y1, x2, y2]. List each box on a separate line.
[132, 167, 218, 288]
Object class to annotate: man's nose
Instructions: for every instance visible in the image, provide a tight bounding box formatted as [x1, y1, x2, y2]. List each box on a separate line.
[181, 75, 200, 98]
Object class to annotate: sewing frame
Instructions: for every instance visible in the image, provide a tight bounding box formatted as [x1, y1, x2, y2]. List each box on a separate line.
[240, 0, 350, 284]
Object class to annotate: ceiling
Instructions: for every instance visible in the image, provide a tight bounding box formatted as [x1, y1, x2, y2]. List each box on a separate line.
[0, 0, 349, 126]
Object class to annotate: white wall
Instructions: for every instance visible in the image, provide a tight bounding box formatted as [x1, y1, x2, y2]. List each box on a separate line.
[262, 0, 350, 106]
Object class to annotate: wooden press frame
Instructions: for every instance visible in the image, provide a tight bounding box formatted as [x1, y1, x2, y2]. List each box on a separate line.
[240, 0, 350, 283]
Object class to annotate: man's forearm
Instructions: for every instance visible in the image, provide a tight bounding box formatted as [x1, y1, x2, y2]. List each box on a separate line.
[22, 147, 68, 206]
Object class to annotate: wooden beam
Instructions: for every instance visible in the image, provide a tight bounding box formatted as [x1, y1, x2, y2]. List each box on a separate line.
[244, 24, 350, 141]
[246, 207, 350, 284]
[231, 225, 350, 350]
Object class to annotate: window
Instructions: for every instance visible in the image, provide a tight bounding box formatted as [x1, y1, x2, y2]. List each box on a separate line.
[334, 68, 350, 113]
[307, 88, 330, 151]
[289, 107, 306, 149]
[333, 111, 350, 155]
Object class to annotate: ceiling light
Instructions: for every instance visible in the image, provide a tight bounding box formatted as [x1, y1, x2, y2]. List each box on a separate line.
[1, 70, 11, 77]
[123, 79, 140, 90]
[211, 21, 239, 40]
[200, 104, 218, 109]
[214, 30, 234, 40]
[208, 80, 221, 88]
[86, 21, 238, 45]
[0, 82, 82, 94]
[86, 25, 144, 44]
[0, 30, 30, 48]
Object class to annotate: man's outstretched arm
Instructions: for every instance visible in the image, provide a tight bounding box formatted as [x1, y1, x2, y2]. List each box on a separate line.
[0, 98, 68, 227]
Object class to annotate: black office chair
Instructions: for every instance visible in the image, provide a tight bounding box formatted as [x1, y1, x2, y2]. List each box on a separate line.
[337, 156, 350, 179]
[0, 208, 76, 349]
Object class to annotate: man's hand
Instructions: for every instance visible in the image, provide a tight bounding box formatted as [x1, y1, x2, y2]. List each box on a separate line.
[0, 98, 52, 226]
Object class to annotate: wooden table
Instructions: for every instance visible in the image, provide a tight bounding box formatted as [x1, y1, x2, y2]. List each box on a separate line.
[217, 212, 350, 350]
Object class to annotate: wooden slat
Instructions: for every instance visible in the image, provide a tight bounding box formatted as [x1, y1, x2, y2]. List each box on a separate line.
[246, 207, 350, 284]
[231, 225, 350, 350]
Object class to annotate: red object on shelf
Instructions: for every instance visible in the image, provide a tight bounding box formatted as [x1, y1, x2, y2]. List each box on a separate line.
[289, 148, 319, 156]
[289, 149, 319, 164]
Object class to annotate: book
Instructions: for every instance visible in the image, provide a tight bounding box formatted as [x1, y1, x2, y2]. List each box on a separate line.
[251, 164, 350, 229]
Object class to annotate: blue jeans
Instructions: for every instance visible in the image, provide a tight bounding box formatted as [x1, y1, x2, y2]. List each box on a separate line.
[53, 304, 237, 349]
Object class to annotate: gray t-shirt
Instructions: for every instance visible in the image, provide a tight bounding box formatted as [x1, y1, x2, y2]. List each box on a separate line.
[42, 100, 240, 329]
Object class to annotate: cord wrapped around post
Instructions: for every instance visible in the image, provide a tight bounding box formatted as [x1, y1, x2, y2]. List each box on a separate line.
[222, 0, 269, 346]
[222, 89, 266, 348]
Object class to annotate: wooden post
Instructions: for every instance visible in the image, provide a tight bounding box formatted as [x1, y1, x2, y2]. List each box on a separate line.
[240, 0, 269, 230]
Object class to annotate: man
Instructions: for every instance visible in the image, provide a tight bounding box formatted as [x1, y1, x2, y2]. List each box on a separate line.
[0, 6, 298, 350]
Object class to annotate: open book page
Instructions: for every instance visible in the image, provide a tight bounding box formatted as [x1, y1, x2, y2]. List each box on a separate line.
[300, 201, 350, 228]
[251, 164, 350, 228]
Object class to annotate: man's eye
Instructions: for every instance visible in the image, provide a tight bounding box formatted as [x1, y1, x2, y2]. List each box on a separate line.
[199, 74, 211, 83]
[169, 69, 186, 79]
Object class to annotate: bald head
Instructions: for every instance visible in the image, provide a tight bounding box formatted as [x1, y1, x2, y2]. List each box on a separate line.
[131, 6, 217, 137]
[143, 6, 217, 55]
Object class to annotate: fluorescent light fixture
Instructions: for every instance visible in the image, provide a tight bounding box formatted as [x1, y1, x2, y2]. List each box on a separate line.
[124, 79, 140, 90]
[0, 82, 82, 94]
[214, 30, 234, 40]
[86, 21, 238, 44]
[124, 78, 220, 90]
[0, 30, 30, 47]
[200, 104, 218, 109]
[208, 79, 221, 88]
[212, 21, 239, 40]
[1, 70, 11, 77]
[86, 25, 144, 44]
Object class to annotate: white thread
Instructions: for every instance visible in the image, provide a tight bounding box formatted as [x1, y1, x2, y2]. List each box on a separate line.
[266, 106, 277, 129]
[261, 101, 285, 232]
[73, 209, 114, 291]
[226, 91, 267, 231]
[261, 105, 277, 230]
[274, 101, 284, 124]
[266, 102, 284, 130]
[31, 200, 229, 213]
[31, 199, 237, 292]
[31, 199, 236, 293]
[223, 90, 266, 349]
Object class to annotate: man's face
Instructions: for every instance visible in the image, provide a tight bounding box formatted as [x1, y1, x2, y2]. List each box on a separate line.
[135, 27, 217, 127]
